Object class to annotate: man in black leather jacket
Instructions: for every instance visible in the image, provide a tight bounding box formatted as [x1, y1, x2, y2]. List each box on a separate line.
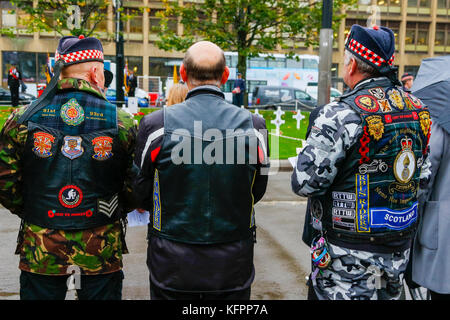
[134, 41, 269, 300]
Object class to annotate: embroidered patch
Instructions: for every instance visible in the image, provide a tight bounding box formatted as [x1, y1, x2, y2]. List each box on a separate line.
[355, 95, 379, 112]
[387, 89, 405, 110]
[368, 87, 385, 100]
[32, 132, 55, 158]
[358, 159, 388, 175]
[61, 98, 85, 126]
[366, 115, 384, 141]
[92, 136, 113, 160]
[355, 174, 370, 233]
[61, 136, 84, 160]
[153, 169, 161, 231]
[59, 185, 83, 209]
[98, 194, 119, 218]
[419, 111, 431, 136]
[393, 137, 416, 184]
[332, 192, 356, 232]
[48, 209, 93, 218]
[378, 99, 392, 113]
[370, 202, 418, 230]
[406, 93, 423, 108]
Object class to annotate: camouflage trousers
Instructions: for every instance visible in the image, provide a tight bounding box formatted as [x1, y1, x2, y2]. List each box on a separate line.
[311, 243, 410, 300]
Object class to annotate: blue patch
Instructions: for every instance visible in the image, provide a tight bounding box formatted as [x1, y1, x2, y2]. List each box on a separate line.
[61, 136, 83, 160]
[355, 174, 370, 232]
[370, 202, 418, 230]
[153, 169, 161, 231]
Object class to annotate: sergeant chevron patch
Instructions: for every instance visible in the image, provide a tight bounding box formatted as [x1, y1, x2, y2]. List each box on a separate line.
[98, 194, 119, 218]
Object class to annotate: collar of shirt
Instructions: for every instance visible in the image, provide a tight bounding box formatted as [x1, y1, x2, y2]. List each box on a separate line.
[57, 78, 107, 100]
[186, 85, 225, 100]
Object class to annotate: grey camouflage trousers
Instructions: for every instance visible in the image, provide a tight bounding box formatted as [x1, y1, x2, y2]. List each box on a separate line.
[311, 243, 410, 300]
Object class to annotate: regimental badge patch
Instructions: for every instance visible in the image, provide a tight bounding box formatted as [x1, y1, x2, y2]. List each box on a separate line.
[92, 136, 113, 160]
[61, 136, 83, 160]
[419, 111, 431, 137]
[387, 89, 405, 110]
[98, 194, 119, 218]
[378, 99, 392, 113]
[393, 137, 416, 184]
[59, 185, 83, 209]
[61, 98, 85, 126]
[32, 132, 55, 158]
[355, 95, 380, 112]
[368, 87, 386, 100]
[366, 115, 384, 141]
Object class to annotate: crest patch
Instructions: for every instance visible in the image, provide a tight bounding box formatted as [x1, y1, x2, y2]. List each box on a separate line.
[61, 98, 85, 126]
[387, 89, 405, 110]
[59, 185, 83, 209]
[92, 136, 113, 160]
[407, 93, 423, 108]
[366, 115, 384, 141]
[393, 137, 416, 184]
[61, 136, 84, 160]
[32, 132, 55, 158]
[379, 99, 392, 113]
[419, 111, 431, 137]
[355, 95, 379, 112]
[368, 87, 386, 100]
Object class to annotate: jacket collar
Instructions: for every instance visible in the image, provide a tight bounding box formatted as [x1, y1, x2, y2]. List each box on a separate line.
[340, 76, 392, 99]
[185, 85, 225, 100]
[57, 78, 107, 100]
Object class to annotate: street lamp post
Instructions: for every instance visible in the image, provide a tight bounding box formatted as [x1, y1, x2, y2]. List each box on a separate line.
[317, 0, 333, 106]
[113, 0, 125, 108]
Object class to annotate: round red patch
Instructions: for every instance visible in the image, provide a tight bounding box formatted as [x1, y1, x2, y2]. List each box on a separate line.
[355, 95, 380, 113]
[58, 185, 83, 208]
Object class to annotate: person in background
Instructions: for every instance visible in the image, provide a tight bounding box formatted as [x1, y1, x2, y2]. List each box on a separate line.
[232, 72, 245, 107]
[166, 83, 188, 106]
[401, 73, 414, 91]
[127, 68, 138, 97]
[8, 64, 21, 107]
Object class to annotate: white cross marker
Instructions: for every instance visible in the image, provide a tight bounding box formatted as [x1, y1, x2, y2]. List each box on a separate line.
[293, 111, 305, 130]
[254, 108, 263, 118]
[270, 106, 285, 135]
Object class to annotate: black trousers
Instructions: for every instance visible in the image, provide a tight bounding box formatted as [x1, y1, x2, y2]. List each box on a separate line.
[150, 279, 251, 300]
[19, 270, 124, 300]
[430, 291, 450, 300]
[10, 87, 19, 107]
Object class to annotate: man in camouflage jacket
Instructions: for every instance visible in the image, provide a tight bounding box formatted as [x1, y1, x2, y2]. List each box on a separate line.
[0, 36, 137, 300]
[291, 25, 431, 300]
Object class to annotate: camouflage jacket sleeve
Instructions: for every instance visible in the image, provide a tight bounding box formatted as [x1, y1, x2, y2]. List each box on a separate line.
[0, 107, 28, 216]
[117, 109, 139, 213]
[291, 102, 363, 197]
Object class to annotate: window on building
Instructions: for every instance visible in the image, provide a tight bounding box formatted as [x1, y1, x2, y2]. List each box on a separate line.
[405, 22, 429, 51]
[249, 57, 268, 68]
[434, 23, 450, 52]
[267, 57, 286, 69]
[225, 54, 238, 68]
[408, 0, 432, 15]
[149, 57, 183, 78]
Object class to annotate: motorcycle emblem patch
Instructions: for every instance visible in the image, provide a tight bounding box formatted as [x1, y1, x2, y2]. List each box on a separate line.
[355, 95, 379, 112]
[59, 185, 83, 208]
[32, 132, 55, 158]
[92, 136, 113, 160]
[61, 98, 85, 126]
[61, 136, 84, 160]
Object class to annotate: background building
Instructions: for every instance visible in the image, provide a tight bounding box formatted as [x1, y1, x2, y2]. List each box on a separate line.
[1, 0, 450, 94]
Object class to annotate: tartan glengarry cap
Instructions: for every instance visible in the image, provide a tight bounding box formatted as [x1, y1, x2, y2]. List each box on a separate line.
[345, 24, 395, 71]
[55, 35, 104, 66]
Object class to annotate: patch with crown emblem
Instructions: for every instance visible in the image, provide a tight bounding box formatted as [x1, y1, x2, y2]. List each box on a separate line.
[393, 137, 416, 184]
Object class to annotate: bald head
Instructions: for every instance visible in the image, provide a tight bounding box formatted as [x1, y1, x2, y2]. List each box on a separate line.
[183, 41, 226, 87]
[61, 61, 105, 89]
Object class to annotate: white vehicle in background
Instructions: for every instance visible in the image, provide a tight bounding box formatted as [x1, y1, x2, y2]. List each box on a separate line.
[305, 84, 342, 102]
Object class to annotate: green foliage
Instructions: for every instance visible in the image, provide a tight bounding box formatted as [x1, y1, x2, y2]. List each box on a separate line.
[155, 0, 358, 75]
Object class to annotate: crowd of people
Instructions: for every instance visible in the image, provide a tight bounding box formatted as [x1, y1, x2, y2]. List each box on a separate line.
[0, 23, 447, 301]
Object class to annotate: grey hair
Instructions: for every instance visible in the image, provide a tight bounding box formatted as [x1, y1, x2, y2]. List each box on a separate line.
[344, 50, 380, 77]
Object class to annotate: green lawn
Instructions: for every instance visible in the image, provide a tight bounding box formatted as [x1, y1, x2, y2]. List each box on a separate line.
[0, 106, 309, 159]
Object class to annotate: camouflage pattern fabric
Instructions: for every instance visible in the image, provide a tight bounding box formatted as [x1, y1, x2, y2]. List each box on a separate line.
[312, 243, 410, 300]
[0, 78, 137, 275]
[18, 221, 124, 275]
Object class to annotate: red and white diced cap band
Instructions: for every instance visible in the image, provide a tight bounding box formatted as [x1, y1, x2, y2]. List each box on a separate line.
[55, 49, 104, 64]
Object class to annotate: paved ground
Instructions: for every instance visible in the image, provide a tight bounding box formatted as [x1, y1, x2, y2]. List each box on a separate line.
[0, 170, 423, 300]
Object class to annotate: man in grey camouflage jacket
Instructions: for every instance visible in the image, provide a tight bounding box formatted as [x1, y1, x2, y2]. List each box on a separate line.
[291, 24, 431, 300]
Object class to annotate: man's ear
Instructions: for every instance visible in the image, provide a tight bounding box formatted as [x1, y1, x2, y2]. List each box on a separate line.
[180, 63, 188, 83]
[221, 66, 230, 85]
